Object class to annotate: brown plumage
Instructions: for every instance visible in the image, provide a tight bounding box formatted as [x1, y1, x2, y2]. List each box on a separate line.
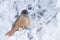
[6, 9, 30, 37]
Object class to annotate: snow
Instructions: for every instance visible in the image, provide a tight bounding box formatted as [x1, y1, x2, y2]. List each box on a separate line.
[0, 0, 60, 40]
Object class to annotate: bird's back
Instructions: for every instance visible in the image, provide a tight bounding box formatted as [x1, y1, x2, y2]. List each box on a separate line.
[15, 14, 30, 27]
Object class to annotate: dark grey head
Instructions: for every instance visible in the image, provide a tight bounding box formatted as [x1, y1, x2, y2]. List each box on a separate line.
[21, 9, 28, 15]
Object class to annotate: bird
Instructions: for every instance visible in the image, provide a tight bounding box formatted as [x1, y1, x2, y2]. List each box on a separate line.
[6, 9, 30, 37]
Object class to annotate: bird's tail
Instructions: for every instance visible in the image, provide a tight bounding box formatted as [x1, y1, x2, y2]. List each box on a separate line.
[6, 29, 16, 37]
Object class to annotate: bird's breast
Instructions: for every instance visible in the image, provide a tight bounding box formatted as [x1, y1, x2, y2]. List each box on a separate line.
[22, 17, 30, 26]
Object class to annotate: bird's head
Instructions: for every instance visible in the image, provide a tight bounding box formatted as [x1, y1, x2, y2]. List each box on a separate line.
[21, 9, 29, 15]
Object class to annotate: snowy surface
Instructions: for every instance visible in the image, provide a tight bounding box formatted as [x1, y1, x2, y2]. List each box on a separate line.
[0, 0, 60, 40]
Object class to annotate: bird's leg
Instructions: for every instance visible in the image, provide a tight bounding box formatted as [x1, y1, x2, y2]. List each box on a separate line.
[23, 26, 30, 30]
[22, 26, 28, 29]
